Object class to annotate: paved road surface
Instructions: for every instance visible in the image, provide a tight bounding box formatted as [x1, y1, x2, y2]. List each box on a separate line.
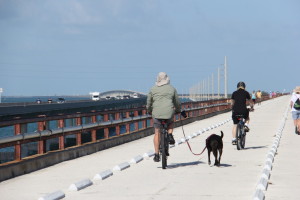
[0, 95, 298, 200]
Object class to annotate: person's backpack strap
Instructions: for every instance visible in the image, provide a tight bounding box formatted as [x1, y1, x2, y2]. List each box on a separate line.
[294, 97, 300, 110]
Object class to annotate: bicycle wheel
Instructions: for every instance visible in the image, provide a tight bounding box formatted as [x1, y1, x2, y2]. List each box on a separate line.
[161, 129, 167, 169]
[241, 129, 246, 149]
[236, 124, 242, 150]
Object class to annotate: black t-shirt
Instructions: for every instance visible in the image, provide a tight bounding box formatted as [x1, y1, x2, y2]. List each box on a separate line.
[231, 89, 251, 113]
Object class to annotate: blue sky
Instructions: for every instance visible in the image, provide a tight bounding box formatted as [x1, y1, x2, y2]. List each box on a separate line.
[0, 0, 299, 96]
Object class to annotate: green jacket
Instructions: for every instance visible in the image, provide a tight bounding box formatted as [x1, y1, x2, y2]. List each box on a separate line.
[146, 84, 181, 119]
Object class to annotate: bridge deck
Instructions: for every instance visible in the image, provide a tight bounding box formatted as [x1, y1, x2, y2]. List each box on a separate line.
[0, 96, 299, 200]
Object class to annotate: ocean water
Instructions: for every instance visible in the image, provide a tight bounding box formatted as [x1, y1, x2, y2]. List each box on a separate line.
[0, 96, 90, 103]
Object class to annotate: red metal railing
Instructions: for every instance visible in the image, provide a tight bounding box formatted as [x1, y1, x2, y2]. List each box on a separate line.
[0, 98, 239, 164]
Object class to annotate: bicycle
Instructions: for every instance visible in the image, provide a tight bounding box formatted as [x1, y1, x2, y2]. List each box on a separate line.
[159, 119, 170, 169]
[235, 114, 247, 150]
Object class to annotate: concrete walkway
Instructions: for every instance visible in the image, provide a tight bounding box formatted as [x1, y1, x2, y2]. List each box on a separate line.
[0, 95, 298, 200]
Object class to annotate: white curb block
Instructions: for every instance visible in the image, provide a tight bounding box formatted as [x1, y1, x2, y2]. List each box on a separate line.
[266, 154, 274, 162]
[130, 155, 144, 164]
[256, 177, 268, 191]
[253, 189, 265, 200]
[264, 161, 272, 171]
[93, 170, 113, 180]
[261, 168, 270, 180]
[38, 190, 65, 200]
[175, 140, 182, 146]
[69, 179, 93, 191]
[180, 138, 186, 143]
[143, 150, 155, 158]
[113, 162, 130, 171]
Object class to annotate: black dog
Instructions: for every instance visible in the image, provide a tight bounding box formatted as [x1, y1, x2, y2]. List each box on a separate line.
[206, 131, 224, 166]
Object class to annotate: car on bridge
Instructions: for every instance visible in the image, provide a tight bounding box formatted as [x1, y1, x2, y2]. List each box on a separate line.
[57, 98, 65, 104]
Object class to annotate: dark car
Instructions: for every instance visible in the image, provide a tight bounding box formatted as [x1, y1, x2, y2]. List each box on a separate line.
[57, 98, 66, 103]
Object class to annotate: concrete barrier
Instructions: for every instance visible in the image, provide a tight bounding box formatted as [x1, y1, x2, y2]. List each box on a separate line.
[69, 179, 93, 191]
[130, 155, 144, 164]
[38, 190, 65, 200]
[93, 170, 113, 180]
[113, 162, 130, 171]
[253, 104, 289, 199]
[261, 168, 271, 180]
[253, 188, 265, 200]
[256, 177, 268, 191]
[143, 150, 155, 158]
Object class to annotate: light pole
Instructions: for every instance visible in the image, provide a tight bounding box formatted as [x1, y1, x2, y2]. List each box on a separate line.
[224, 56, 228, 98]
[0, 88, 3, 103]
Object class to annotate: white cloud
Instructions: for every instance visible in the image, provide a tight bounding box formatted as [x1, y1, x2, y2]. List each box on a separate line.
[57, 1, 102, 25]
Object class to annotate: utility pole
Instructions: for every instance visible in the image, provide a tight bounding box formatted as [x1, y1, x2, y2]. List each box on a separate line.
[224, 56, 228, 98]
[207, 77, 210, 100]
[202, 80, 204, 101]
[212, 73, 214, 99]
[218, 67, 220, 99]
[0, 88, 3, 103]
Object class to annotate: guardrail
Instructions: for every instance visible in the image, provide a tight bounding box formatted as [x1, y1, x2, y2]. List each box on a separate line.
[0, 99, 231, 165]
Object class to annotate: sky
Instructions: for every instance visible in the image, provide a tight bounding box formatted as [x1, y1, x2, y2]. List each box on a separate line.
[0, 0, 299, 96]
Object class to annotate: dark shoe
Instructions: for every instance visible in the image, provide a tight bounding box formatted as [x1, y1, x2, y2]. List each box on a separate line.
[296, 127, 299, 135]
[166, 150, 170, 156]
[153, 154, 160, 162]
[169, 134, 175, 145]
[244, 125, 250, 132]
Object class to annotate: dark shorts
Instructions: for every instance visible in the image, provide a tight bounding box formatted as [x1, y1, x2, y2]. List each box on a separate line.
[153, 118, 174, 129]
[232, 110, 249, 124]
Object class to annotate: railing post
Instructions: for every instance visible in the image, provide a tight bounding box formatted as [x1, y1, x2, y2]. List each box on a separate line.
[115, 113, 120, 136]
[76, 117, 82, 145]
[38, 121, 46, 154]
[103, 114, 109, 138]
[91, 115, 97, 142]
[142, 110, 147, 128]
[134, 110, 139, 131]
[126, 112, 130, 133]
[14, 123, 21, 161]
[58, 119, 65, 150]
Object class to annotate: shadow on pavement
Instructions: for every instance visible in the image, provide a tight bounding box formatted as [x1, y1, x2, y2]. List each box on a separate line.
[166, 161, 204, 169]
[243, 145, 267, 150]
[218, 163, 232, 167]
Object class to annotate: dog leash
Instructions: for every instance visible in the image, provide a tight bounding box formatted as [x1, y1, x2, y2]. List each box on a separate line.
[179, 117, 206, 156]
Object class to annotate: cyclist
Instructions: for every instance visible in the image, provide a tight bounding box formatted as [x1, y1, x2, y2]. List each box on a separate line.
[231, 82, 253, 145]
[146, 72, 181, 162]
